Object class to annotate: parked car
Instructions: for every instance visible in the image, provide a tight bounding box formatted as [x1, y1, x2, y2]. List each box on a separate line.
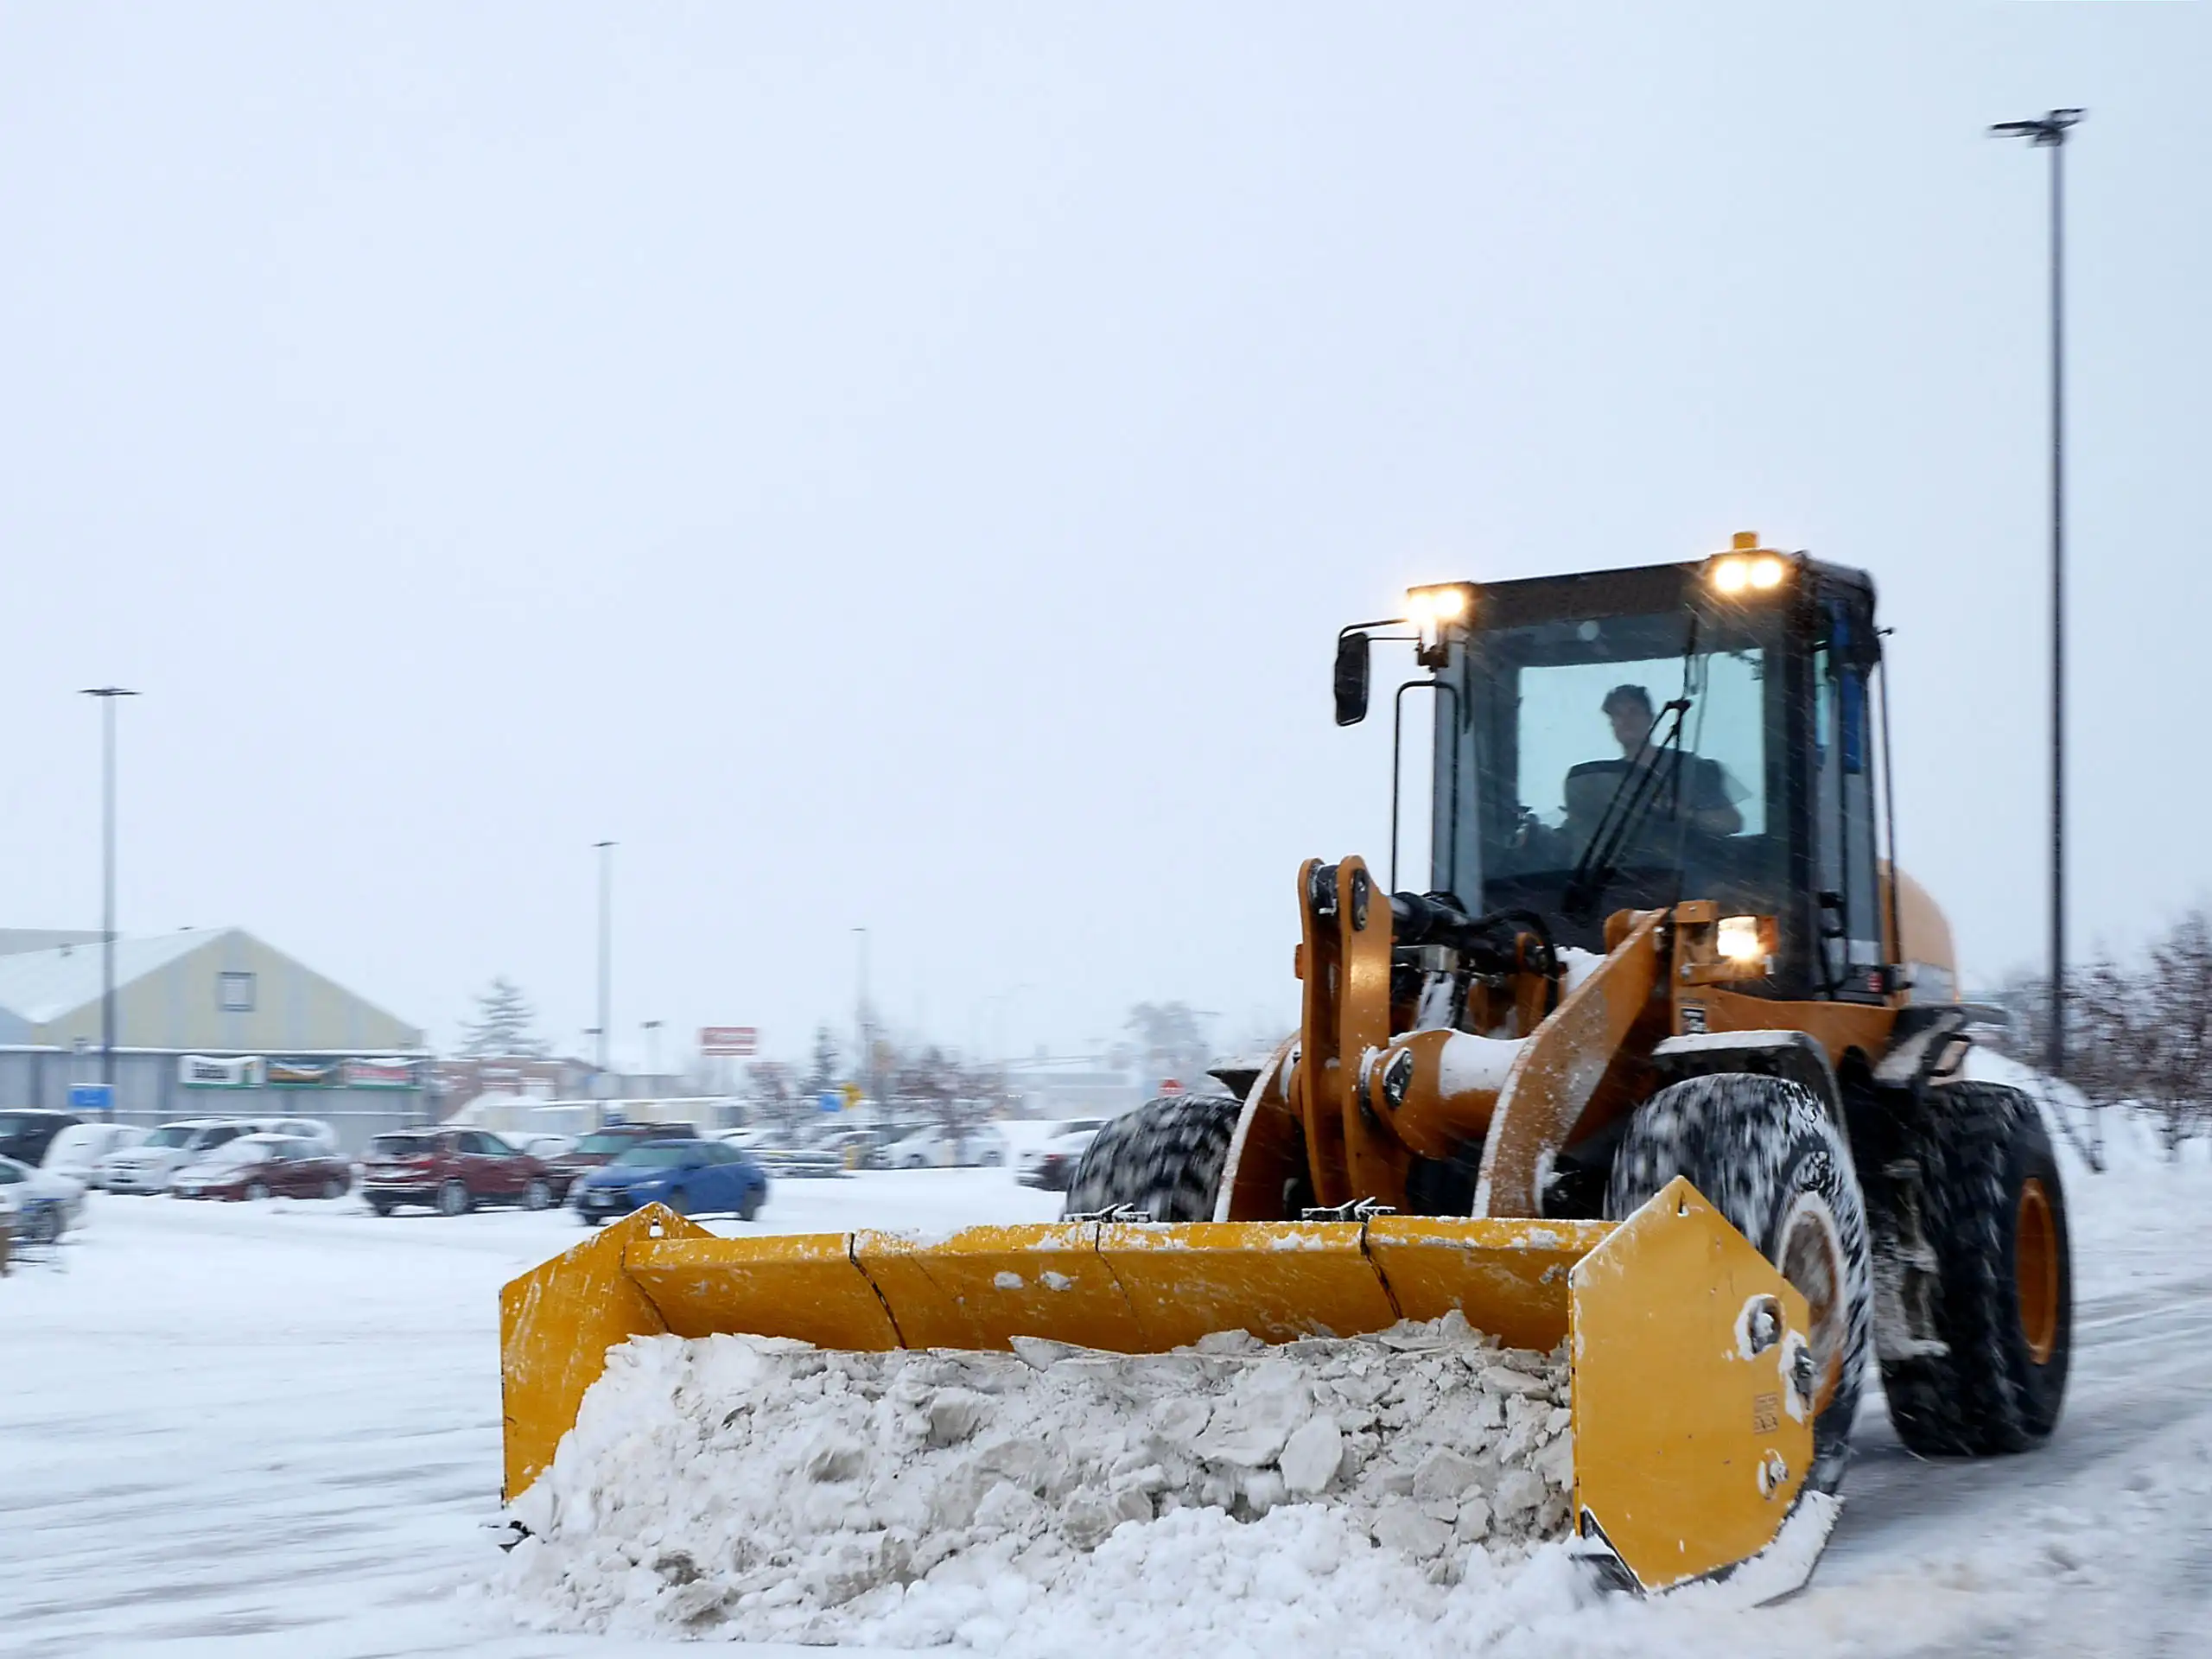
[0, 1154, 87, 1244]
[518, 1134, 577, 1160]
[883, 1123, 1009, 1170]
[170, 1134, 354, 1201]
[360, 1128, 556, 1216]
[42, 1122, 147, 1188]
[258, 1116, 340, 1151]
[572, 1139, 768, 1225]
[1015, 1128, 1101, 1192]
[537, 1122, 701, 1199]
[0, 1109, 84, 1166]
[101, 1119, 259, 1193]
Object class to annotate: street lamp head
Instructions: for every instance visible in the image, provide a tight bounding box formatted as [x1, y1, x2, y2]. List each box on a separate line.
[79, 686, 140, 698]
[1991, 109, 2085, 146]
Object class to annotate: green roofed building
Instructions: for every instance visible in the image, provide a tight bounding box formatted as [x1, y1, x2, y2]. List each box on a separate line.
[0, 927, 430, 1148]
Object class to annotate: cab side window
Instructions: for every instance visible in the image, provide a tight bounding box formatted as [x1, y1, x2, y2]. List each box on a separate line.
[1814, 602, 1888, 999]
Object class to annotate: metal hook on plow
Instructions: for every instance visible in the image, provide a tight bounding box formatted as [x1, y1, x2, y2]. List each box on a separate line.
[1300, 1197, 1399, 1223]
[1065, 1202, 1159, 1224]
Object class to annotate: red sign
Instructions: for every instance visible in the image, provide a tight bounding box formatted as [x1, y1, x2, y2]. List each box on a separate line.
[700, 1026, 758, 1057]
[1159, 1077, 1184, 1095]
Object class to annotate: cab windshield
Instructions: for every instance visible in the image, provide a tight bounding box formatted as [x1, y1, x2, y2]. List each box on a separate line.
[1440, 607, 1783, 946]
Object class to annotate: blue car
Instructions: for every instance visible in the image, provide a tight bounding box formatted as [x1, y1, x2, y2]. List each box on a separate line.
[572, 1139, 768, 1225]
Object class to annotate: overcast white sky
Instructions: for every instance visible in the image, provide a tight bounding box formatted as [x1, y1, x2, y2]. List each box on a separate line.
[1, 5, 2205, 1068]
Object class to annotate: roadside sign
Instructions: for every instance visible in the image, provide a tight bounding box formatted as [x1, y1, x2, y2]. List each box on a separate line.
[1159, 1077, 1185, 1095]
[700, 1027, 758, 1057]
[817, 1090, 841, 1114]
[841, 1082, 863, 1110]
[68, 1083, 115, 1115]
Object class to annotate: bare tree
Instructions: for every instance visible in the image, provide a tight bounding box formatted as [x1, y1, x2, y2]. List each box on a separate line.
[888, 1043, 993, 1156]
[2006, 909, 2212, 1162]
[745, 1060, 809, 1141]
[2084, 914, 2212, 1159]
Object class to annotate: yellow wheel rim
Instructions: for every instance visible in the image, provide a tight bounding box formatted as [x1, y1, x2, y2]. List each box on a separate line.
[2016, 1178, 2060, 1364]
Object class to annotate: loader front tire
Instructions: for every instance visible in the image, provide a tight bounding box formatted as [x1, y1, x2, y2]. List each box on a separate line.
[1872, 1082, 2071, 1459]
[1063, 1095, 1241, 1221]
[1605, 1072, 1873, 1496]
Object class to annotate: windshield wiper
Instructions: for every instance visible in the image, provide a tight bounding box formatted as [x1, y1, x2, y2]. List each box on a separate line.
[1560, 623, 1700, 924]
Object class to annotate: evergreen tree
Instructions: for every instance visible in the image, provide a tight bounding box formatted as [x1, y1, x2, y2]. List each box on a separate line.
[460, 977, 549, 1058]
[1126, 1001, 1211, 1089]
[804, 1025, 841, 1098]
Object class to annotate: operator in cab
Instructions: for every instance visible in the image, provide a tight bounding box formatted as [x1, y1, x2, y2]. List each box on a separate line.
[1529, 682, 1747, 872]
[1592, 683, 1743, 837]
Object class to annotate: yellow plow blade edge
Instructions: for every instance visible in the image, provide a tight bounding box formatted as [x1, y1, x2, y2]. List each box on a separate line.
[499, 1177, 1816, 1595]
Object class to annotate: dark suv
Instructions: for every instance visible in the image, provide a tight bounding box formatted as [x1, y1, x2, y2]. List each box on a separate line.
[0, 1110, 83, 1166]
[539, 1122, 700, 1200]
[360, 1128, 556, 1217]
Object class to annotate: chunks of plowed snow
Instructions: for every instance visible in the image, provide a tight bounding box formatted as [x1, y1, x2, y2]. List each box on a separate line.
[498, 1313, 1573, 1644]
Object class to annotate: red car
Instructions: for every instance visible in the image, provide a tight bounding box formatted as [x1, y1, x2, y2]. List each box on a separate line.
[360, 1128, 556, 1217]
[169, 1134, 354, 1201]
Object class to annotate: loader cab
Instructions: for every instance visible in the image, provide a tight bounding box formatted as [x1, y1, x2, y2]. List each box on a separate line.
[1366, 539, 1896, 1001]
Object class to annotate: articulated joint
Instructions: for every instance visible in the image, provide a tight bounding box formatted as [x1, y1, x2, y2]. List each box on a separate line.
[1355, 1027, 1528, 1161]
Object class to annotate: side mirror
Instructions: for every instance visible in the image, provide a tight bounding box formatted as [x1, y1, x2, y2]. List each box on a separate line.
[1333, 632, 1371, 726]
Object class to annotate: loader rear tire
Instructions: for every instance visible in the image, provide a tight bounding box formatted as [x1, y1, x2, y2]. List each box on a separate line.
[1873, 1082, 2071, 1459]
[1063, 1095, 1241, 1221]
[1605, 1072, 1873, 1496]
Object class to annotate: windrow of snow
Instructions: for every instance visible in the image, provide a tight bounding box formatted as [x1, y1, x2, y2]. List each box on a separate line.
[495, 1313, 1581, 1649]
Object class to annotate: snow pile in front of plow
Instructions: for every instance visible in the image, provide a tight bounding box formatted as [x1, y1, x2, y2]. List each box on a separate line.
[496, 1313, 1592, 1649]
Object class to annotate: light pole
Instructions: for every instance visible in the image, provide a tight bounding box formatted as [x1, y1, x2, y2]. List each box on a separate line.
[1992, 107, 2084, 1080]
[853, 925, 883, 1135]
[594, 841, 616, 1074]
[642, 1019, 663, 1078]
[79, 687, 138, 1115]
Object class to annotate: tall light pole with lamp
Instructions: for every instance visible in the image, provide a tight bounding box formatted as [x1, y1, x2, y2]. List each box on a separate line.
[79, 687, 139, 1116]
[593, 841, 616, 1076]
[1991, 107, 2084, 1080]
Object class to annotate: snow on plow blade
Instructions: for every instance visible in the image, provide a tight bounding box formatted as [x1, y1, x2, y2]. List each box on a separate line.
[499, 1177, 1820, 1595]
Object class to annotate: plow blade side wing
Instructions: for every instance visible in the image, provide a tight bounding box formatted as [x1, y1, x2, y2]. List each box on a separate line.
[499, 1179, 1821, 1596]
[1568, 1179, 1818, 1592]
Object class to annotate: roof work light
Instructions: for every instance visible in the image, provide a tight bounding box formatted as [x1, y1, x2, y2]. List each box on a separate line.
[1707, 531, 1791, 598]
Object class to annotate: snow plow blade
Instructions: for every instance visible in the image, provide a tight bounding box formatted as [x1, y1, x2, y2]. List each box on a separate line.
[499, 1177, 1821, 1595]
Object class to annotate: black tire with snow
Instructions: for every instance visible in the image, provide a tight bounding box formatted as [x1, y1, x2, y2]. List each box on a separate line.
[1604, 1072, 1873, 1495]
[1063, 1095, 1241, 1221]
[1873, 1081, 2071, 1458]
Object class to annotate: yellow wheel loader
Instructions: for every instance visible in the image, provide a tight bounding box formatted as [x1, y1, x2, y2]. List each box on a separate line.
[499, 535, 2073, 1599]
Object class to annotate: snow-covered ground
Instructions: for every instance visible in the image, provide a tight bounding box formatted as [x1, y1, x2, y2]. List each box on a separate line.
[4, 1125, 2209, 1658]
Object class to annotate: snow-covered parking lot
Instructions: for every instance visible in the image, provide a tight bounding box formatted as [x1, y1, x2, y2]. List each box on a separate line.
[4, 1140, 2210, 1658]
